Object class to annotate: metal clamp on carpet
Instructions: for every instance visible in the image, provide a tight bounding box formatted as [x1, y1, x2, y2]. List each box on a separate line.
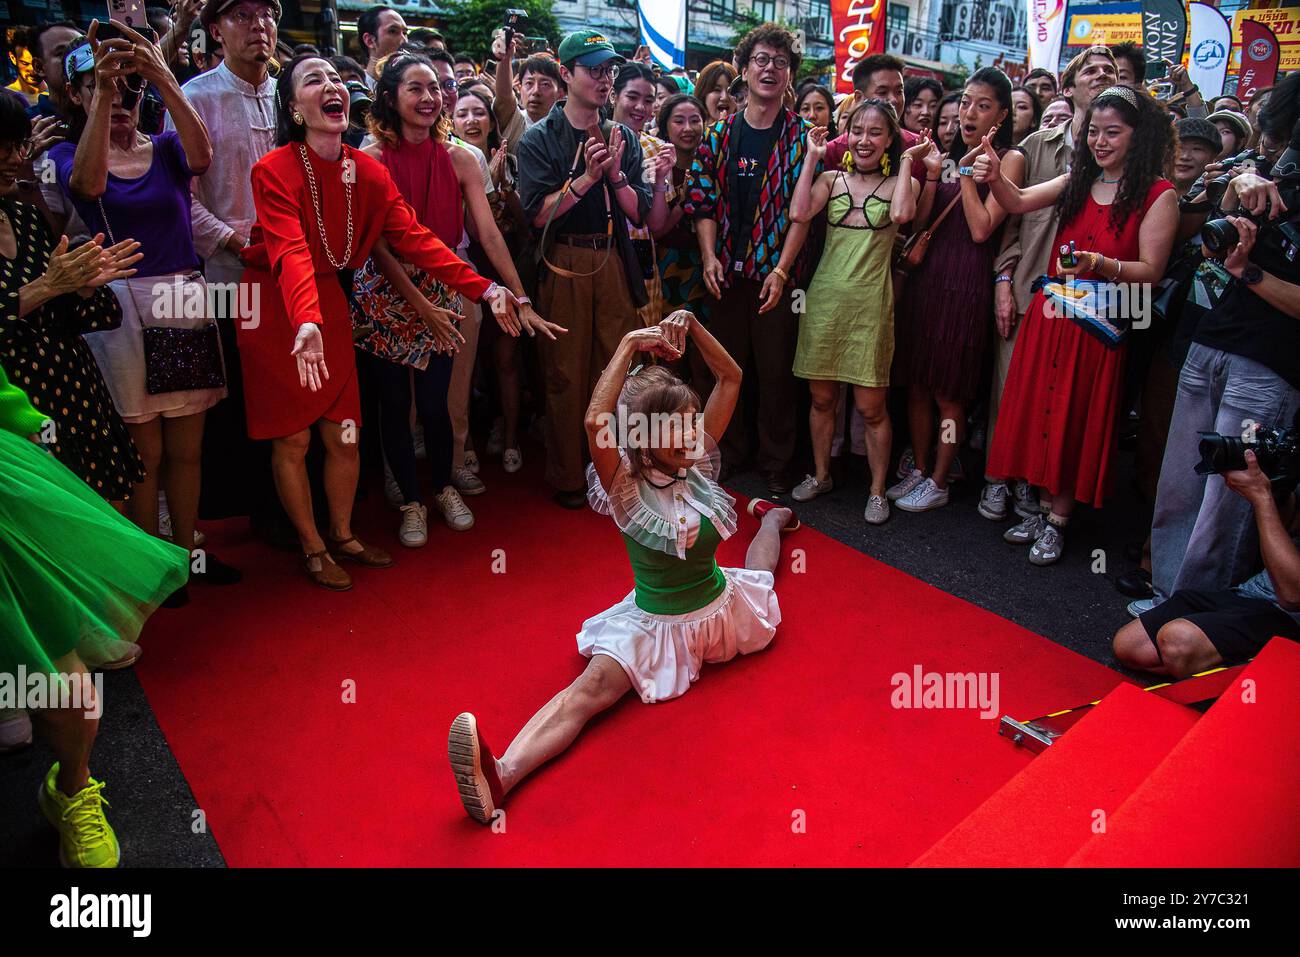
[997, 716, 1057, 753]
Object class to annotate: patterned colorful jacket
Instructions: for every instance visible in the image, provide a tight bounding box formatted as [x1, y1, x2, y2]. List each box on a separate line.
[683, 108, 814, 286]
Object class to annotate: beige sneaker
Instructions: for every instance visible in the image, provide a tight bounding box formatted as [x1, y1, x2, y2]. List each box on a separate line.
[435, 486, 475, 531]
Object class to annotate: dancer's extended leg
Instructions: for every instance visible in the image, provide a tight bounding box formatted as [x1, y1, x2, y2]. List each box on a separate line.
[497, 654, 631, 794]
[745, 506, 791, 574]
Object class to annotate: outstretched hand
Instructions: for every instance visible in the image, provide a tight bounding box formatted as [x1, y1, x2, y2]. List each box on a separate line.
[292, 322, 329, 392]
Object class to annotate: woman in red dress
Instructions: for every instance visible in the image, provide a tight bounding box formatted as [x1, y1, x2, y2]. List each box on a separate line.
[975, 85, 1179, 566]
[237, 56, 519, 590]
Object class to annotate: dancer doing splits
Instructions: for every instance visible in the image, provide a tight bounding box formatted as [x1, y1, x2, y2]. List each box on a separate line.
[447, 310, 799, 823]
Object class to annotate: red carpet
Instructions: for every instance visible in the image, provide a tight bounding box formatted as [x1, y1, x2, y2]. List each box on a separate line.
[1067, 637, 1300, 868]
[913, 682, 1198, 867]
[135, 459, 1125, 866]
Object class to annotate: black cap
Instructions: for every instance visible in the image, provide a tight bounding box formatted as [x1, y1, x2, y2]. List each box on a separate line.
[1176, 116, 1223, 154]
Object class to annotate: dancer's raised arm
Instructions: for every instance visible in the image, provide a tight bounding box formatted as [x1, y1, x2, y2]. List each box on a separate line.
[584, 325, 682, 492]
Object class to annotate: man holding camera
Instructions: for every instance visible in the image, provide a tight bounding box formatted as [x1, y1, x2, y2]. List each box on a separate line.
[1115, 450, 1300, 677]
[1144, 78, 1300, 615]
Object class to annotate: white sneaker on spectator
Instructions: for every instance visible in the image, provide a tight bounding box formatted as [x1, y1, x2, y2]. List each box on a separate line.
[486, 419, 506, 456]
[978, 482, 1009, 521]
[502, 448, 523, 474]
[1127, 597, 1160, 618]
[158, 494, 207, 546]
[435, 486, 475, 531]
[886, 468, 926, 502]
[896, 477, 949, 512]
[398, 502, 428, 548]
[1029, 524, 1065, 565]
[0, 708, 32, 752]
[863, 494, 890, 525]
[452, 466, 485, 496]
[791, 474, 833, 502]
[1004, 512, 1045, 544]
[1012, 479, 1038, 519]
[895, 447, 916, 479]
[464, 450, 481, 475]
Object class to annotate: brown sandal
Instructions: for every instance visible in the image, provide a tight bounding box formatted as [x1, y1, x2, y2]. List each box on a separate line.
[329, 536, 394, 569]
[304, 549, 353, 591]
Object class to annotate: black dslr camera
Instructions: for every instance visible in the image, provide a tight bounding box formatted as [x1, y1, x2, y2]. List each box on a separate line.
[346, 80, 372, 129]
[1201, 121, 1300, 264]
[1196, 411, 1300, 493]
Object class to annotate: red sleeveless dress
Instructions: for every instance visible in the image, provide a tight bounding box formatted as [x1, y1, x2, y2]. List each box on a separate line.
[986, 179, 1174, 508]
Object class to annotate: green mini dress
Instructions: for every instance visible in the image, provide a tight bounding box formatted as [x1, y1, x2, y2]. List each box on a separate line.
[581, 437, 781, 703]
[793, 183, 900, 388]
[0, 365, 189, 677]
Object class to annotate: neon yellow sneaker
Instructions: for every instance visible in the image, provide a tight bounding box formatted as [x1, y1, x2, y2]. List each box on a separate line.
[37, 762, 121, 868]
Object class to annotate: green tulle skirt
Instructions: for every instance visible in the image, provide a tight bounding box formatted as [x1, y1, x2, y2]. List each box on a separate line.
[0, 430, 190, 676]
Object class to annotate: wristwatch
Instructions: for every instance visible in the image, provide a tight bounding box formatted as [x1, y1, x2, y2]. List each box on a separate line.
[1242, 265, 1264, 286]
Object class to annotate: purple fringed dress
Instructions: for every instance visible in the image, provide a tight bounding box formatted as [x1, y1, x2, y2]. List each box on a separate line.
[892, 176, 1001, 405]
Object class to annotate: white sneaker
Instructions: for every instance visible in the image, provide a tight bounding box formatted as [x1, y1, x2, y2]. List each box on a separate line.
[886, 468, 925, 502]
[502, 448, 523, 474]
[1029, 523, 1065, 566]
[435, 486, 475, 531]
[895, 447, 916, 479]
[157, 498, 206, 546]
[791, 474, 833, 503]
[1004, 512, 1045, 544]
[1012, 479, 1038, 519]
[464, 450, 481, 475]
[1127, 597, 1160, 618]
[452, 466, 485, 496]
[398, 502, 428, 548]
[895, 477, 950, 512]
[486, 419, 506, 456]
[863, 494, 890, 525]
[0, 708, 32, 752]
[978, 482, 1009, 521]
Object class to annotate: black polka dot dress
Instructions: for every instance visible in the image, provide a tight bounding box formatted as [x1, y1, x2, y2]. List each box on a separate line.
[0, 198, 145, 501]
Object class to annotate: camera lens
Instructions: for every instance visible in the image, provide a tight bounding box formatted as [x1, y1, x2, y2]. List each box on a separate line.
[1195, 432, 1249, 474]
[1201, 217, 1240, 258]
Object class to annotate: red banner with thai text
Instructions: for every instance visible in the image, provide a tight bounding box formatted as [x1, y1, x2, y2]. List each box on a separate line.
[1237, 18, 1281, 104]
[832, 0, 887, 95]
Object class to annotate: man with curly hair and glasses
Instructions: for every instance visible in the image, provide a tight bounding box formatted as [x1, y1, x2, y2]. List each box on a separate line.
[683, 22, 812, 493]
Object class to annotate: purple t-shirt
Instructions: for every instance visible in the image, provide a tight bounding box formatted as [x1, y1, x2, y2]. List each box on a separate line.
[51, 131, 199, 277]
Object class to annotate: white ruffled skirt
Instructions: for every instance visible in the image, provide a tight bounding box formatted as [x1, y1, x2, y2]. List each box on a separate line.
[576, 568, 781, 703]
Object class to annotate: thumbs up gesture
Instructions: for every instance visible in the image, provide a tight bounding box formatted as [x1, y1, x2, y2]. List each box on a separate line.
[970, 129, 1001, 184]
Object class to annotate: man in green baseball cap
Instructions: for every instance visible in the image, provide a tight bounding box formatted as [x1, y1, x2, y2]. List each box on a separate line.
[555, 29, 625, 70]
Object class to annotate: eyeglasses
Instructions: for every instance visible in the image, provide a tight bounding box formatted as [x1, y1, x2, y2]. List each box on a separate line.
[748, 53, 790, 71]
[225, 7, 278, 26]
[0, 139, 32, 161]
[580, 64, 619, 81]
[440, 79, 458, 93]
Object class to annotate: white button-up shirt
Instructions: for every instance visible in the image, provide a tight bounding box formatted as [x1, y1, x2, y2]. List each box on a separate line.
[639, 465, 707, 557]
[167, 62, 276, 279]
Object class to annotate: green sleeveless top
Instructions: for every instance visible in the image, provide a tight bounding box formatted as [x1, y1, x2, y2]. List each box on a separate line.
[622, 517, 726, 615]
[587, 437, 737, 617]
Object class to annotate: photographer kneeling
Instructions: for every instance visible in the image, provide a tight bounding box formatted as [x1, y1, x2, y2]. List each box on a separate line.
[1115, 449, 1300, 676]
[1145, 71, 1300, 614]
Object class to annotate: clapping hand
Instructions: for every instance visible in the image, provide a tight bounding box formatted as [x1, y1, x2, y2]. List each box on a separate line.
[42, 235, 108, 296]
[82, 238, 143, 289]
[807, 125, 829, 164]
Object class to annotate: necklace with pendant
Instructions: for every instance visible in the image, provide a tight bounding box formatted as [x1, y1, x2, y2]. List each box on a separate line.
[298, 143, 355, 269]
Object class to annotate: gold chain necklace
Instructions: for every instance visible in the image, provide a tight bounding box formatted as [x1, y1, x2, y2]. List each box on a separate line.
[297, 143, 354, 270]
